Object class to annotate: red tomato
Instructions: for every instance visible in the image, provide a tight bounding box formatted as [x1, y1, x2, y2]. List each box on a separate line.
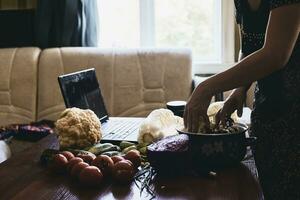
[111, 155, 125, 164]
[50, 154, 68, 173]
[79, 166, 104, 186]
[67, 157, 83, 172]
[77, 154, 96, 164]
[61, 151, 75, 161]
[124, 150, 141, 168]
[112, 160, 135, 184]
[71, 162, 89, 179]
[91, 155, 114, 176]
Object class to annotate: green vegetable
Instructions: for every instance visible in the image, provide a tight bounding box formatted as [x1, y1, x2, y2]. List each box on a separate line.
[101, 151, 122, 157]
[67, 149, 95, 157]
[40, 149, 60, 166]
[138, 147, 147, 155]
[136, 142, 149, 149]
[88, 143, 115, 155]
[122, 145, 137, 154]
[119, 141, 136, 150]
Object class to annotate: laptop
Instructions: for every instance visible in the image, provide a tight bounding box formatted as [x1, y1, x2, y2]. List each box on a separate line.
[57, 68, 144, 143]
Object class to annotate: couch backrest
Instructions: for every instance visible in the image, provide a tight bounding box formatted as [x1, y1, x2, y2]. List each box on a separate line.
[37, 48, 192, 121]
[0, 47, 40, 126]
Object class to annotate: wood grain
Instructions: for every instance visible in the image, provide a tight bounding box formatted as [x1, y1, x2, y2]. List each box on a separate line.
[0, 134, 264, 200]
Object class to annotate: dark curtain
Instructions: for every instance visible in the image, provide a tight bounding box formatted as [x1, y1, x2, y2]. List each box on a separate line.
[0, 9, 35, 48]
[35, 0, 98, 48]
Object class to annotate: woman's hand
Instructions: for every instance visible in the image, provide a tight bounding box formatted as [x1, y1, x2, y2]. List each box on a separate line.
[215, 87, 247, 125]
[183, 83, 213, 133]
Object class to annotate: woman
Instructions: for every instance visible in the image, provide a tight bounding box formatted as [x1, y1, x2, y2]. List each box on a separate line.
[184, 0, 299, 199]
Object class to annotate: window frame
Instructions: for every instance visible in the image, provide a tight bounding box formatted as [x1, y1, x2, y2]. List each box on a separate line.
[100, 0, 235, 74]
[139, 0, 235, 74]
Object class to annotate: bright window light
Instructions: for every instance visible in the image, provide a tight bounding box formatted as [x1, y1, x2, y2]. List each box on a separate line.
[98, 0, 234, 73]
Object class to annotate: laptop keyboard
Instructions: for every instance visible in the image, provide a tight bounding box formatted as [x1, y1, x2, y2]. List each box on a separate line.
[102, 119, 142, 140]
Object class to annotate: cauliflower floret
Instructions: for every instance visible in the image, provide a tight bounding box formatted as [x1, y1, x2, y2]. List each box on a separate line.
[55, 108, 102, 149]
[138, 109, 184, 144]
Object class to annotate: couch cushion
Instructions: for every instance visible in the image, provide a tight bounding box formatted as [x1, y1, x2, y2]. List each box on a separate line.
[37, 48, 192, 121]
[0, 47, 40, 126]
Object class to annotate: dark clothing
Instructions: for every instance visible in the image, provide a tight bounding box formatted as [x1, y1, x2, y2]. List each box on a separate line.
[234, 0, 300, 199]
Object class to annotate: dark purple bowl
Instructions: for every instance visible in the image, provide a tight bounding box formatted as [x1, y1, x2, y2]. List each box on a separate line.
[177, 123, 256, 171]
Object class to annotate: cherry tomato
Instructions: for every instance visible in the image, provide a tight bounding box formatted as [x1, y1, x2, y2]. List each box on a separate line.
[91, 155, 114, 176]
[71, 162, 89, 179]
[124, 150, 141, 168]
[61, 151, 75, 161]
[67, 157, 83, 172]
[79, 166, 104, 186]
[112, 160, 135, 184]
[111, 155, 125, 164]
[77, 154, 96, 164]
[50, 154, 68, 173]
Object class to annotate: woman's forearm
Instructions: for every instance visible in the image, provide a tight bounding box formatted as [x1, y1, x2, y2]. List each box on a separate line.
[201, 3, 300, 97]
[200, 48, 280, 96]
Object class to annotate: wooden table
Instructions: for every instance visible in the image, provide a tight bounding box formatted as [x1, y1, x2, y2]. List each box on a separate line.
[0, 134, 264, 200]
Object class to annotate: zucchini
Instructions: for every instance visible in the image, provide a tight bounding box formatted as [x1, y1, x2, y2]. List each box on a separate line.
[88, 143, 115, 155]
[101, 151, 122, 157]
[119, 141, 135, 150]
[122, 145, 137, 154]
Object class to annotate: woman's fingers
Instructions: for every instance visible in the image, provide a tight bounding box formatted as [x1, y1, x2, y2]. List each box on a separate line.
[202, 114, 211, 132]
[215, 110, 222, 125]
[183, 108, 188, 129]
[237, 103, 243, 117]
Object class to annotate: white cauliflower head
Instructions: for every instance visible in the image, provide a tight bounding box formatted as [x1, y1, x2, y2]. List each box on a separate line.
[138, 109, 184, 144]
[55, 108, 102, 149]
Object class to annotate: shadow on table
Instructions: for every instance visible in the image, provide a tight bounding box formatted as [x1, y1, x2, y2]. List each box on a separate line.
[152, 163, 263, 200]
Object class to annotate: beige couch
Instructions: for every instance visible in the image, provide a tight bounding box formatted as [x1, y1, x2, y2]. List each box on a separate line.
[0, 47, 192, 126]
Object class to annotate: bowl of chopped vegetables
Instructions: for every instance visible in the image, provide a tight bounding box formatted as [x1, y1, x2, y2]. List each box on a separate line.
[177, 122, 256, 171]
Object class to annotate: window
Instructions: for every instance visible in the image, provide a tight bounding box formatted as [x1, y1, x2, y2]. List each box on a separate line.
[98, 0, 235, 74]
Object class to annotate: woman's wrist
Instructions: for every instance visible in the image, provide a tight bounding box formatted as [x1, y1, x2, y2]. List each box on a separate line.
[196, 80, 214, 98]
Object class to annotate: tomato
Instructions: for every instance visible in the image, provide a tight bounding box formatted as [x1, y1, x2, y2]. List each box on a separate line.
[91, 155, 114, 176]
[61, 151, 75, 161]
[124, 150, 141, 168]
[67, 157, 83, 172]
[79, 166, 104, 186]
[50, 154, 68, 173]
[112, 160, 135, 184]
[71, 162, 89, 179]
[111, 155, 125, 164]
[77, 154, 96, 164]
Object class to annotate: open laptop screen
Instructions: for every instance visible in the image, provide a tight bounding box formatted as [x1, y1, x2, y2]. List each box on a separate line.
[58, 68, 109, 123]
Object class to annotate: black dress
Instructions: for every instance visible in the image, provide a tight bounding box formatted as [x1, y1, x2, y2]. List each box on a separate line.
[234, 0, 300, 199]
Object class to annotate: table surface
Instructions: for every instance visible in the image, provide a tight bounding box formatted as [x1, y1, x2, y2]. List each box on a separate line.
[0, 133, 263, 200]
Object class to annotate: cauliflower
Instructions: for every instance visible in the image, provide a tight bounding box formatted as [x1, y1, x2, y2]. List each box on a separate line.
[197, 101, 239, 133]
[55, 108, 102, 149]
[138, 108, 184, 144]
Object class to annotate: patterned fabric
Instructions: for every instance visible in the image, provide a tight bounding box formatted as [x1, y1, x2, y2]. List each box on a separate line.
[234, 0, 300, 199]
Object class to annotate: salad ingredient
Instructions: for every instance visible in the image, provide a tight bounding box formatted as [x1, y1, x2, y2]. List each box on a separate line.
[79, 166, 103, 186]
[112, 160, 135, 183]
[67, 157, 83, 172]
[77, 153, 96, 164]
[147, 134, 190, 174]
[55, 108, 102, 149]
[91, 155, 114, 176]
[124, 150, 141, 168]
[101, 151, 121, 157]
[138, 109, 184, 144]
[61, 151, 75, 161]
[111, 155, 125, 164]
[122, 145, 137, 154]
[71, 162, 89, 178]
[88, 143, 120, 155]
[50, 154, 68, 173]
